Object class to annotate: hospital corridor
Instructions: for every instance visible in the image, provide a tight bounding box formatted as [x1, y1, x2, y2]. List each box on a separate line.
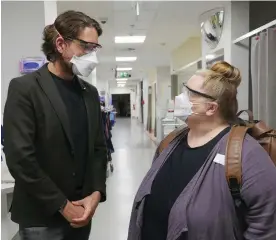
[89, 118, 155, 240]
[1, 1, 276, 240]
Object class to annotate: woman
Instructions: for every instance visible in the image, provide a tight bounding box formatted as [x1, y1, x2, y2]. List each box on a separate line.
[128, 61, 276, 240]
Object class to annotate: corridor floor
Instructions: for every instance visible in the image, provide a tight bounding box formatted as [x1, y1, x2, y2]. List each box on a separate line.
[89, 118, 156, 240]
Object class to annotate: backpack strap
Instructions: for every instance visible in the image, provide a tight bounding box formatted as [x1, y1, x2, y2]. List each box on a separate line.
[225, 125, 249, 201]
[226, 125, 251, 231]
[236, 110, 254, 122]
[157, 125, 188, 156]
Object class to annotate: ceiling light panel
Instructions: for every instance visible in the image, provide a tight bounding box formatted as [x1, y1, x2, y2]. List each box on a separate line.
[136, 2, 140, 16]
[116, 67, 132, 71]
[115, 36, 146, 44]
[116, 78, 128, 81]
[116, 57, 137, 62]
[206, 54, 215, 60]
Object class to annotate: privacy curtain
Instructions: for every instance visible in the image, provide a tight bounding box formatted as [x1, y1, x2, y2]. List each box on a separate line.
[251, 28, 276, 128]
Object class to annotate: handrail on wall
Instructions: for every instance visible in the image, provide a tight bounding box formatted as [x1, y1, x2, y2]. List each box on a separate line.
[233, 19, 276, 44]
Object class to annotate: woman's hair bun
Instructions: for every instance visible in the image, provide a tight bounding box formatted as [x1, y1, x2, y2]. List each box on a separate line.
[211, 61, 241, 87]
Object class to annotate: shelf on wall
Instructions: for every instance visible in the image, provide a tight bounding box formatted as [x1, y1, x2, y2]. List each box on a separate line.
[173, 57, 202, 74]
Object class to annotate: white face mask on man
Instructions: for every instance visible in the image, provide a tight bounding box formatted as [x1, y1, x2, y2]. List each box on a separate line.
[70, 51, 98, 77]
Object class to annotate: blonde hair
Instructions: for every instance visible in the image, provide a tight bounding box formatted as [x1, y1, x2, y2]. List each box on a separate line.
[196, 61, 241, 122]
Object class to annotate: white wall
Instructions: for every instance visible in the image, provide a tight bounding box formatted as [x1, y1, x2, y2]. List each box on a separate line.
[230, 1, 250, 110]
[110, 87, 131, 94]
[44, 1, 57, 25]
[135, 83, 142, 122]
[151, 83, 156, 132]
[1, 1, 46, 112]
[156, 66, 171, 119]
[200, 2, 250, 110]
[156, 66, 171, 142]
[146, 69, 157, 131]
[130, 90, 137, 118]
[96, 79, 107, 93]
[142, 79, 148, 128]
[171, 37, 202, 72]
[104, 81, 110, 105]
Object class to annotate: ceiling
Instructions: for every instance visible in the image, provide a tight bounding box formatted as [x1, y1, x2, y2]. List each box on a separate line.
[57, 1, 226, 88]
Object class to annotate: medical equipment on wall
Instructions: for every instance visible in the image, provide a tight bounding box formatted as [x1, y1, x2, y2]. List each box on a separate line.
[20, 57, 46, 74]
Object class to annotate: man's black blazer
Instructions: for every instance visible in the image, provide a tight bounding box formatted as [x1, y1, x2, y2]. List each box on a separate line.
[3, 64, 107, 227]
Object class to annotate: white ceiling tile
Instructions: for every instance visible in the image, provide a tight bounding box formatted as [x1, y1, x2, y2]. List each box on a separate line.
[113, 1, 133, 11]
[114, 11, 136, 25]
[136, 10, 156, 22]
[134, 20, 151, 29]
[140, 2, 160, 11]
[57, 1, 114, 19]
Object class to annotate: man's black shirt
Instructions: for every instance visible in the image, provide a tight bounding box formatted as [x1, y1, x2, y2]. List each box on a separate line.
[51, 73, 88, 195]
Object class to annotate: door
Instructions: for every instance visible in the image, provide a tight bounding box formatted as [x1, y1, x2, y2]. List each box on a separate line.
[147, 86, 152, 131]
[111, 94, 131, 117]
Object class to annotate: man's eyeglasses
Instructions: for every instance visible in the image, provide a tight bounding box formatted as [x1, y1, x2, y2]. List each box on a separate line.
[183, 84, 217, 101]
[65, 37, 102, 53]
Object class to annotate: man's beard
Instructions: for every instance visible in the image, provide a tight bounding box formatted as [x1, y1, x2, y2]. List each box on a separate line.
[60, 57, 74, 75]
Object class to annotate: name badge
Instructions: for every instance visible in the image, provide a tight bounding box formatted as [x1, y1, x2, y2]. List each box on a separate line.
[213, 154, 225, 166]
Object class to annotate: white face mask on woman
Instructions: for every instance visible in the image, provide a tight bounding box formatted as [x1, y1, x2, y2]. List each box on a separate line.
[174, 93, 194, 122]
[70, 51, 98, 77]
[174, 93, 213, 122]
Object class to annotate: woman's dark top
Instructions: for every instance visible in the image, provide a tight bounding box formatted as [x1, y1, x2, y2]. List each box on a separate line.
[141, 127, 230, 240]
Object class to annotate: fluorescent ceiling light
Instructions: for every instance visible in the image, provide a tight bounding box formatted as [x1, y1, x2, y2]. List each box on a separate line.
[117, 84, 126, 88]
[206, 54, 215, 60]
[116, 57, 137, 62]
[116, 67, 132, 71]
[136, 2, 140, 16]
[116, 78, 128, 81]
[115, 36, 146, 44]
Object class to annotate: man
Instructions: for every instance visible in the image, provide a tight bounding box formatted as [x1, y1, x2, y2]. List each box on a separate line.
[4, 10, 107, 240]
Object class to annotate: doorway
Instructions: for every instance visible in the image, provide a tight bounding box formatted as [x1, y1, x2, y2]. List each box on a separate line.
[111, 94, 131, 117]
[147, 86, 152, 132]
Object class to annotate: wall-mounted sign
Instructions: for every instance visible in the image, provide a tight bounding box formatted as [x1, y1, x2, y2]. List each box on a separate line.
[20, 57, 46, 74]
[116, 72, 131, 78]
[100, 90, 106, 96]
